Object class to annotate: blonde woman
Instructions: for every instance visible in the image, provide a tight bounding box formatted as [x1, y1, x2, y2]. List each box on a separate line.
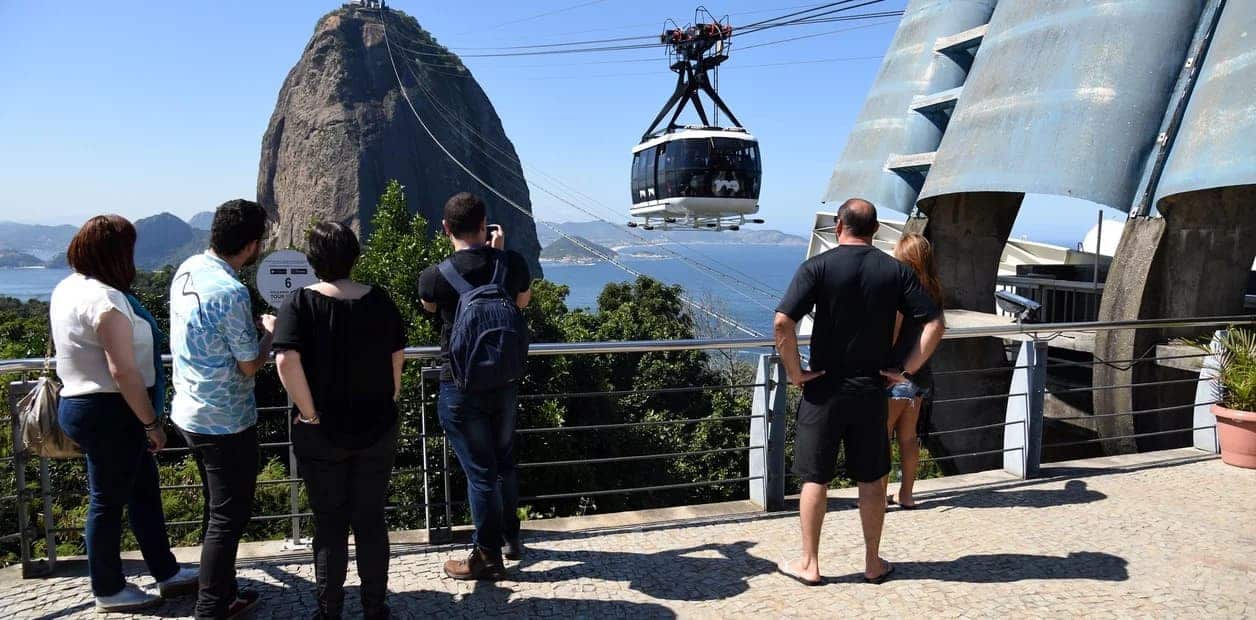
[887, 233, 944, 509]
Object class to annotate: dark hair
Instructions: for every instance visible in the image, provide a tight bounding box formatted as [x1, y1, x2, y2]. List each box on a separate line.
[836, 198, 878, 238]
[307, 222, 360, 281]
[210, 199, 269, 257]
[443, 192, 487, 238]
[67, 215, 138, 292]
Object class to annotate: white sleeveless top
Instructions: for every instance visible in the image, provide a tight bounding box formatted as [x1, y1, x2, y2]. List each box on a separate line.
[49, 273, 155, 397]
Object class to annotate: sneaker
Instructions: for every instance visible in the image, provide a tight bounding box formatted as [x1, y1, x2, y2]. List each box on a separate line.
[157, 566, 200, 597]
[503, 535, 523, 561]
[226, 589, 261, 619]
[95, 583, 162, 612]
[443, 547, 505, 581]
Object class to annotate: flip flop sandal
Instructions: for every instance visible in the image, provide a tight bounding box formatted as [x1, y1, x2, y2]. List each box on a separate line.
[777, 559, 822, 587]
[864, 561, 895, 585]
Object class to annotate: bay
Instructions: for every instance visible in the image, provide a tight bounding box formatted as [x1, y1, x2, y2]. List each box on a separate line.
[0, 245, 802, 336]
[0, 267, 72, 302]
[543, 244, 802, 336]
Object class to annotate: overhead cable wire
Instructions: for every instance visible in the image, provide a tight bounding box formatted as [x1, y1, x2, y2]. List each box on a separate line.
[395, 53, 786, 300]
[382, 16, 766, 337]
[396, 53, 786, 305]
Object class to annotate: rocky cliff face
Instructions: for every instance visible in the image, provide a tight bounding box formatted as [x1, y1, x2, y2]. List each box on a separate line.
[257, 7, 542, 275]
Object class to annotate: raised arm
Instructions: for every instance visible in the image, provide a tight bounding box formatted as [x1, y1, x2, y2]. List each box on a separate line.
[774, 313, 825, 387]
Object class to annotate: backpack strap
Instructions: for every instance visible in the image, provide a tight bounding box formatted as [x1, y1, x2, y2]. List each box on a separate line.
[489, 251, 508, 287]
[437, 259, 474, 296]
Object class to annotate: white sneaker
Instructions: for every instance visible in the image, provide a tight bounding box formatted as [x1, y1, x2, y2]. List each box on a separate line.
[95, 583, 162, 612]
[157, 566, 200, 597]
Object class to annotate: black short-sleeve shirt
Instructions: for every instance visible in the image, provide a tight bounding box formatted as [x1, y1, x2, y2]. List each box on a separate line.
[272, 286, 407, 449]
[776, 244, 940, 394]
[418, 247, 531, 381]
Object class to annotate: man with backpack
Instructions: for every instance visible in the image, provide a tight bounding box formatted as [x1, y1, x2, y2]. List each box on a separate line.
[419, 192, 532, 580]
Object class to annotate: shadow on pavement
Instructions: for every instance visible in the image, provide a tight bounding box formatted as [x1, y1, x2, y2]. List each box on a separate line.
[393, 580, 678, 619]
[918, 480, 1107, 510]
[512, 540, 776, 601]
[819, 551, 1129, 586]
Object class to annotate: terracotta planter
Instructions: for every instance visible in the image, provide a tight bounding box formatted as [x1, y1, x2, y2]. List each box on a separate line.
[1213, 404, 1256, 469]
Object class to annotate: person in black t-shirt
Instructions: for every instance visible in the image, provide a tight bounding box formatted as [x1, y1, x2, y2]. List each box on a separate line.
[418, 192, 532, 581]
[773, 198, 944, 586]
[273, 222, 407, 619]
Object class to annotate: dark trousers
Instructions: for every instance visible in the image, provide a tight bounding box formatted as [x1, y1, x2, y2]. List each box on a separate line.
[58, 393, 179, 596]
[179, 425, 258, 619]
[437, 382, 520, 554]
[294, 421, 399, 619]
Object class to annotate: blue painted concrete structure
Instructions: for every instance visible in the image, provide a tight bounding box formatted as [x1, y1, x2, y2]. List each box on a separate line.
[1156, 0, 1256, 204]
[820, 0, 996, 214]
[919, 0, 1206, 210]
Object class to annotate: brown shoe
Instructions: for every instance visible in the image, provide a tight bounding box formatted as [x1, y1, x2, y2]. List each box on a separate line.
[444, 548, 505, 580]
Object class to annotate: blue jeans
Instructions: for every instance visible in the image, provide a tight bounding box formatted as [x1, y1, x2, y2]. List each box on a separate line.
[437, 382, 521, 554]
[58, 393, 180, 596]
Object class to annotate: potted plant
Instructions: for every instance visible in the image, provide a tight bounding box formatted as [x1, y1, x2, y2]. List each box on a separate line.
[1202, 328, 1256, 469]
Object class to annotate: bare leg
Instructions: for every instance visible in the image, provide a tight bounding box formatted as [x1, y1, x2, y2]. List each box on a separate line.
[789, 481, 828, 582]
[895, 397, 922, 507]
[857, 479, 887, 579]
[883, 399, 910, 504]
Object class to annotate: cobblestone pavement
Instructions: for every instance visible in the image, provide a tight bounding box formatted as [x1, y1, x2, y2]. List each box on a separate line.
[3, 450, 1253, 618]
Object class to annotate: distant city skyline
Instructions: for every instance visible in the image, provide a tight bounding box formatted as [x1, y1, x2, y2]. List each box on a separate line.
[0, 0, 1119, 242]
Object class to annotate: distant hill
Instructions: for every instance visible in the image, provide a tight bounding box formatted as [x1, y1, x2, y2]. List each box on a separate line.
[187, 211, 214, 230]
[0, 250, 45, 268]
[133, 213, 207, 269]
[537, 221, 806, 248]
[540, 236, 618, 264]
[0, 222, 77, 260]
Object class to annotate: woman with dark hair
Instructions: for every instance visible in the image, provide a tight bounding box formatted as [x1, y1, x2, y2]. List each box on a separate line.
[273, 222, 406, 619]
[49, 215, 198, 612]
[886, 232, 945, 509]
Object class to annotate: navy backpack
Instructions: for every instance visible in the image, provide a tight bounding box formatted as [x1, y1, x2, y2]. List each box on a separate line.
[437, 252, 529, 392]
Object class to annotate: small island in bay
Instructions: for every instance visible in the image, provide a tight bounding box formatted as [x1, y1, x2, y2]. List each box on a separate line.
[0, 250, 46, 268]
[540, 236, 618, 265]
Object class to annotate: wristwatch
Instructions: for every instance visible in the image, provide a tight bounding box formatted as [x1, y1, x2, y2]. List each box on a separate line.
[900, 370, 915, 382]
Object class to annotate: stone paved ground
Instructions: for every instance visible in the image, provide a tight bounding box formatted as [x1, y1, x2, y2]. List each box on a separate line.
[3, 449, 1253, 618]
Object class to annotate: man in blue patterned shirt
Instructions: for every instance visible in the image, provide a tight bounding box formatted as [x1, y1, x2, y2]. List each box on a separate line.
[170, 199, 273, 619]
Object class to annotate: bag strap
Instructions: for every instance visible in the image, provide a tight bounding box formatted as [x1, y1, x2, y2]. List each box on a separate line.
[437, 259, 474, 296]
[42, 337, 53, 374]
[489, 251, 507, 287]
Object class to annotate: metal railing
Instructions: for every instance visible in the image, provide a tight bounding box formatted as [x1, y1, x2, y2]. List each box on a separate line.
[2, 313, 1252, 577]
[996, 275, 1104, 323]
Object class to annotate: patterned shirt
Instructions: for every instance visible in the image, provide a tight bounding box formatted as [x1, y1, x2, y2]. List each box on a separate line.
[170, 252, 259, 435]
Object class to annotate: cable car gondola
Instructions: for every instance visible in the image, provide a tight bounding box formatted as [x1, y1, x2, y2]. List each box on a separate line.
[629, 11, 764, 232]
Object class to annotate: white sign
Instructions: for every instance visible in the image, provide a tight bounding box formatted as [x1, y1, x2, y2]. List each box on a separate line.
[256, 250, 318, 309]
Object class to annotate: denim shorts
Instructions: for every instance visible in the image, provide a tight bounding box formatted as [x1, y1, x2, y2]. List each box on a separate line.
[887, 379, 929, 400]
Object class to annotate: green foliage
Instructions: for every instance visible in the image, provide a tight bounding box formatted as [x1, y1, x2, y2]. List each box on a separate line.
[353, 179, 452, 346]
[1199, 328, 1256, 412]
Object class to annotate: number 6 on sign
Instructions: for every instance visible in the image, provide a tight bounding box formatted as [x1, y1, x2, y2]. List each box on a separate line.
[257, 250, 318, 310]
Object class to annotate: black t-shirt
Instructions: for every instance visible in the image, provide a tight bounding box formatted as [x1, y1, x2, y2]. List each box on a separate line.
[417, 247, 531, 380]
[776, 244, 941, 394]
[272, 286, 407, 450]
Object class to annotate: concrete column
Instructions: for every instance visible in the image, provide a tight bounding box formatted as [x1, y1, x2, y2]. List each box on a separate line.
[1094, 185, 1256, 454]
[915, 191, 1024, 473]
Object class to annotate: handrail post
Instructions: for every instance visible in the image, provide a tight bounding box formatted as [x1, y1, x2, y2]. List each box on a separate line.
[749, 354, 786, 510]
[1193, 330, 1223, 453]
[1003, 340, 1046, 478]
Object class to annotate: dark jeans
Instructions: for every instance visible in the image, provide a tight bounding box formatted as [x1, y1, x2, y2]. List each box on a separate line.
[179, 425, 258, 619]
[293, 421, 399, 619]
[437, 381, 520, 554]
[58, 393, 180, 596]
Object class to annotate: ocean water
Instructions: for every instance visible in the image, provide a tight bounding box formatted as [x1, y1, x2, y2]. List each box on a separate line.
[543, 244, 804, 336]
[0, 268, 71, 302]
[0, 245, 803, 335]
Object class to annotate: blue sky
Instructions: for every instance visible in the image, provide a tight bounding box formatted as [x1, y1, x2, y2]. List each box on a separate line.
[0, 0, 1117, 243]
